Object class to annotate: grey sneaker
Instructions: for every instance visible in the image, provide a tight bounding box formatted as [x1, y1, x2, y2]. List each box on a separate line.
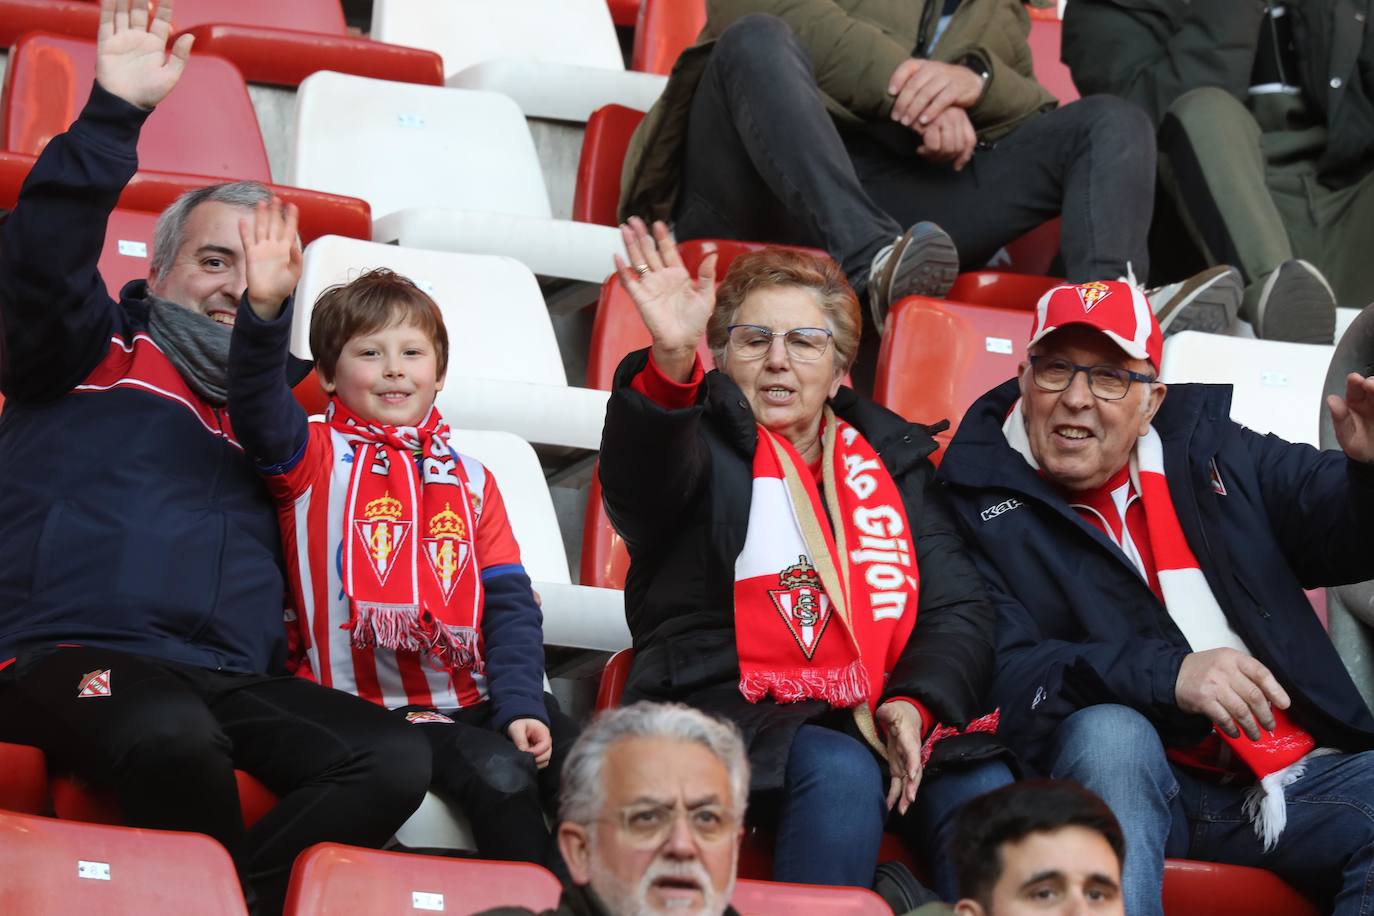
[1146, 265, 1243, 336]
[867, 221, 959, 334]
[1254, 259, 1336, 344]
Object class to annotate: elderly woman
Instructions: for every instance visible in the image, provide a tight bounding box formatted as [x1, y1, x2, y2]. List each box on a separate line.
[598, 219, 1013, 898]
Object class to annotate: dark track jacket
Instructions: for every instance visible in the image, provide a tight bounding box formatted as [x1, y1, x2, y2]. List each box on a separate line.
[599, 349, 1000, 792]
[0, 84, 287, 673]
[939, 378, 1374, 771]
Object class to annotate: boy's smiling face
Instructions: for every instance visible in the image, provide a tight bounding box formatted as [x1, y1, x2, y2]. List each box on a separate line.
[322, 316, 445, 427]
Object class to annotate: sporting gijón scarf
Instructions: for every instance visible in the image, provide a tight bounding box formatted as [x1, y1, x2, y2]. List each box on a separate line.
[329, 400, 482, 672]
[735, 409, 918, 751]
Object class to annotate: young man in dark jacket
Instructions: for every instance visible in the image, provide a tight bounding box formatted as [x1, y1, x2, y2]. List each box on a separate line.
[938, 279, 1374, 915]
[0, 2, 429, 911]
[1063, 0, 1372, 342]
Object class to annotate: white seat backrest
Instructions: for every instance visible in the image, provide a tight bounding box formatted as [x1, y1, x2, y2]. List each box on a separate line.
[372, 0, 623, 77]
[293, 235, 568, 387]
[448, 428, 572, 584]
[290, 71, 551, 221]
[1161, 331, 1335, 448]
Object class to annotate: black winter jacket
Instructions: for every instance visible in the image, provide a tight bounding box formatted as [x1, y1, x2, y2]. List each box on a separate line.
[939, 378, 1374, 772]
[599, 350, 1001, 792]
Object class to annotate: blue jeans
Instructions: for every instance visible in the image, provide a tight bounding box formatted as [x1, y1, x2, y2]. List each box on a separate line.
[774, 724, 1013, 895]
[1049, 704, 1374, 916]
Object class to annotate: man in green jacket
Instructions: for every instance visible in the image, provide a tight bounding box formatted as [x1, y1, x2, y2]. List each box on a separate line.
[619, 0, 1239, 385]
[1064, 0, 1373, 343]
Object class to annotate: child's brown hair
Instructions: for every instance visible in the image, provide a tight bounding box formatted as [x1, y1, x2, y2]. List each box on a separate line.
[308, 268, 449, 383]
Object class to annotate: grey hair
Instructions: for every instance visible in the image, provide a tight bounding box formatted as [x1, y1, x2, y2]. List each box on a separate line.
[559, 702, 750, 826]
[150, 180, 274, 279]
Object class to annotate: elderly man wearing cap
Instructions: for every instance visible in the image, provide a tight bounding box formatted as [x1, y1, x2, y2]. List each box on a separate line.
[937, 280, 1374, 916]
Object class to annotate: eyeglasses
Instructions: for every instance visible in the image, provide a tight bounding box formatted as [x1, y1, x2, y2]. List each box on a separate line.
[1029, 356, 1156, 401]
[599, 801, 739, 847]
[726, 324, 833, 361]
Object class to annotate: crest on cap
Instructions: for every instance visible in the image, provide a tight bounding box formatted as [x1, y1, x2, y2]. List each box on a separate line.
[1076, 281, 1112, 313]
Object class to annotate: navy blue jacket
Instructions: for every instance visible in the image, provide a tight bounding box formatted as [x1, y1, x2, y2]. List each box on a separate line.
[0, 85, 287, 673]
[938, 378, 1374, 771]
[225, 297, 550, 729]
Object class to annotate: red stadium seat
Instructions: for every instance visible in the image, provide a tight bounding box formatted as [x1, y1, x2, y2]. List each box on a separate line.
[51, 769, 278, 830]
[574, 105, 646, 228]
[587, 275, 716, 391]
[732, 878, 891, 915]
[97, 208, 160, 298]
[874, 295, 1036, 461]
[947, 272, 1060, 310]
[1162, 859, 1319, 916]
[3, 32, 270, 181]
[582, 468, 632, 591]
[632, 0, 705, 76]
[283, 844, 563, 916]
[1027, 13, 1079, 106]
[0, 809, 249, 914]
[595, 647, 635, 711]
[607, 0, 640, 27]
[0, 0, 100, 46]
[292, 368, 329, 417]
[0, 741, 48, 815]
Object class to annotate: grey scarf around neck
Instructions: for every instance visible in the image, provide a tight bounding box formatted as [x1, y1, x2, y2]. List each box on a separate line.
[146, 294, 232, 407]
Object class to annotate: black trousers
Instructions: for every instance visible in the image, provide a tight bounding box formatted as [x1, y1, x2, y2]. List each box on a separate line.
[399, 693, 579, 866]
[674, 13, 1157, 290]
[0, 646, 431, 915]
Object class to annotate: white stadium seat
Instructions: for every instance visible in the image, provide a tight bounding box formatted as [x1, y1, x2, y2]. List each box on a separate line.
[292, 235, 610, 450]
[1161, 331, 1336, 448]
[289, 73, 622, 284]
[370, 0, 667, 122]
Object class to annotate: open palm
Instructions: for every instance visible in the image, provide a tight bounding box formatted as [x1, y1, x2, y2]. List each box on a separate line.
[614, 217, 717, 359]
[240, 198, 302, 320]
[96, 0, 194, 111]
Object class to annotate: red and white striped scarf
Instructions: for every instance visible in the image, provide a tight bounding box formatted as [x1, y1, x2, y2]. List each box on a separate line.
[329, 399, 483, 672]
[734, 410, 918, 753]
[1006, 401, 1332, 849]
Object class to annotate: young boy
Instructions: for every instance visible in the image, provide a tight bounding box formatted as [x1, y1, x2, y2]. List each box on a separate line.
[226, 199, 575, 865]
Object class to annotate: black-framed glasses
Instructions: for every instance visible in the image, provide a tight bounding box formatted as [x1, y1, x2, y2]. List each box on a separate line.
[726, 324, 833, 361]
[1029, 355, 1156, 401]
[597, 801, 740, 847]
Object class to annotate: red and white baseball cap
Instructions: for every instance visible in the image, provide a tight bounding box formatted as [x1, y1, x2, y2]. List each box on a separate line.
[1028, 280, 1162, 370]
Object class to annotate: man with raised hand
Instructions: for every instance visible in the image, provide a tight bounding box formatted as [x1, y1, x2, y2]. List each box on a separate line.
[0, 2, 429, 911]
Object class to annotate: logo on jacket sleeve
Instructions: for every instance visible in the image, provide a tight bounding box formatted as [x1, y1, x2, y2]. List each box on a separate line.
[354, 492, 411, 585]
[980, 497, 1024, 522]
[77, 669, 112, 698]
[768, 556, 832, 659]
[423, 503, 472, 602]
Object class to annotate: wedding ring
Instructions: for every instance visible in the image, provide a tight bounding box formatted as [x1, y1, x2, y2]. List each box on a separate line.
[634, 264, 650, 277]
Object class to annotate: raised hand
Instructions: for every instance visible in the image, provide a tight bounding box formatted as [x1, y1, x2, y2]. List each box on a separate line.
[96, 0, 195, 111]
[238, 198, 302, 321]
[1328, 372, 1374, 464]
[876, 699, 924, 816]
[613, 217, 718, 383]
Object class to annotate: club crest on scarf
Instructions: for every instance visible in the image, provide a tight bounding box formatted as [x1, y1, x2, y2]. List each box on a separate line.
[1076, 281, 1112, 313]
[353, 491, 411, 585]
[423, 503, 472, 603]
[768, 555, 833, 659]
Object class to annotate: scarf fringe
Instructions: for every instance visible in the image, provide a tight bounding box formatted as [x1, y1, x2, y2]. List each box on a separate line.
[1240, 747, 1340, 850]
[738, 659, 871, 708]
[346, 604, 482, 672]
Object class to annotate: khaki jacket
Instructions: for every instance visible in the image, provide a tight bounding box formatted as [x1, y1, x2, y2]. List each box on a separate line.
[619, 0, 1059, 223]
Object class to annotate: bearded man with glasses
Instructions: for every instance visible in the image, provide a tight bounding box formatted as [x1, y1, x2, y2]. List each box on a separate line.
[940, 279, 1374, 916]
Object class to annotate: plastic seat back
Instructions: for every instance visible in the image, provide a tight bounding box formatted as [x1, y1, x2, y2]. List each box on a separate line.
[874, 296, 1035, 459]
[1027, 14, 1079, 105]
[1160, 332, 1334, 447]
[632, 0, 705, 75]
[1162, 859, 1319, 916]
[595, 647, 635, 710]
[371, 0, 624, 78]
[293, 235, 567, 389]
[165, 0, 347, 33]
[0, 742, 48, 815]
[0, 0, 101, 46]
[50, 770, 278, 830]
[97, 209, 159, 298]
[284, 843, 563, 916]
[574, 104, 646, 226]
[581, 467, 631, 590]
[588, 277, 716, 391]
[2, 32, 269, 181]
[291, 72, 550, 222]
[0, 809, 248, 915]
[731, 879, 892, 915]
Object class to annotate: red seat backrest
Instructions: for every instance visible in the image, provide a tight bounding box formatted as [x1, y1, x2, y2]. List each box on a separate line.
[632, 0, 705, 75]
[0, 809, 249, 914]
[283, 845, 563, 916]
[587, 276, 716, 391]
[1027, 15, 1079, 105]
[595, 647, 635, 711]
[0, 0, 101, 46]
[581, 467, 632, 590]
[0, 741, 48, 815]
[574, 104, 646, 227]
[1162, 859, 1320, 916]
[731, 879, 892, 915]
[161, 0, 346, 34]
[51, 769, 277, 830]
[2, 32, 270, 182]
[98, 209, 159, 298]
[874, 295, 1036, 460]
